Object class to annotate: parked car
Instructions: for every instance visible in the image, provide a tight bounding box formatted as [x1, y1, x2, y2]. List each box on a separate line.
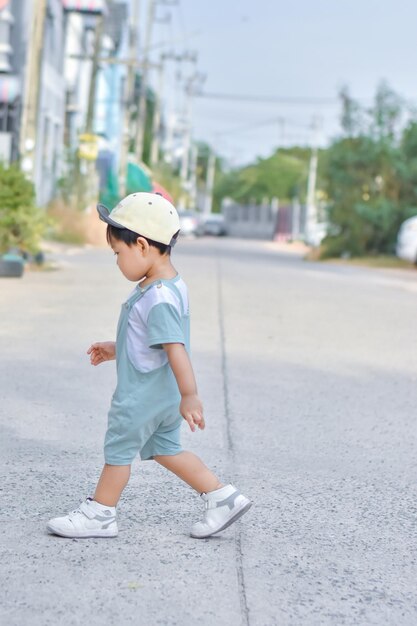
[202, 214, 228, 236]
[178, 210, 203, 237]
[396, 215, 417, 263]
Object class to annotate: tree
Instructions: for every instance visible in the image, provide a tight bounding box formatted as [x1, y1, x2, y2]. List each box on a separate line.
[213, 147, 312, 211]
[321, 82, 416, 258]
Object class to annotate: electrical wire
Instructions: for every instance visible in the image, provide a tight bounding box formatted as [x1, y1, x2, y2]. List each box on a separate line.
[212, 116, 311, 137]
[195, 91, 341, 106]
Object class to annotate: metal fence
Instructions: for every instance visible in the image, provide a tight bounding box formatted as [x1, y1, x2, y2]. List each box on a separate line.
[222, 200, 307, 241]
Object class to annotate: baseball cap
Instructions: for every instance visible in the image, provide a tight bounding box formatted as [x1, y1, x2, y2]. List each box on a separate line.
[97, 192, 180, 246]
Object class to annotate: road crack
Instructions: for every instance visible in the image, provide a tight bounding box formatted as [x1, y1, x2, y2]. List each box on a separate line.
[217, 258, 250, 626]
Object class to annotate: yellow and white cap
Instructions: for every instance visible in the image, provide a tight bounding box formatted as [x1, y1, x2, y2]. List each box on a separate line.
[97, 192, 180, 246]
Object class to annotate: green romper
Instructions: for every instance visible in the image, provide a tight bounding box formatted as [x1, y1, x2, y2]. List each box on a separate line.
[104, 276, 190, 465]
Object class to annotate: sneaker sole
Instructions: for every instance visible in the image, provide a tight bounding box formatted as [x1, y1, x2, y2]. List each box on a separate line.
[190, 500, 253, 539]
[46, 523, 118, 539]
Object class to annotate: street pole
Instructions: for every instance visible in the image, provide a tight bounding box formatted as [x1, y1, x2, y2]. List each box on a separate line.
[291, 196, 301, 240]
[178, 85, 192, 210]
[189, 142, 198, 209]
[204, 149, 216, 214]
[19, 0, 47, 180]
[149, 55, 164, 168]
[135, 0, 155, 163]
[119, 0, 140, 198]
[163, 111, 175, 164]
[150, 50, 197, 169]
[305, 117, 319, 243]
[178, 71, 204, 210]
[79, 12, 104, 209]
[85, 13, 104, 135]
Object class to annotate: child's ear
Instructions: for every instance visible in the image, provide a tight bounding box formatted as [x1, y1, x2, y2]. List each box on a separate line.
[136, 236, 149, 254]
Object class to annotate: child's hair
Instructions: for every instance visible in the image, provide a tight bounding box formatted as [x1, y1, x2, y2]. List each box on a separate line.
[106, 224, 179, 255]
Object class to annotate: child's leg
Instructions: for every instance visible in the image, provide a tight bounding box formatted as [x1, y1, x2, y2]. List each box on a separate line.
[154, 451, 222, 493]
[155, 451, 252, 539]
[94, 463, 131, 506]
[46, 464, 127, 538]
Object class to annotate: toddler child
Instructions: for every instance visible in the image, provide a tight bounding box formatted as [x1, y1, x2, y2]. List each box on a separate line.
[47, 193, 251, 539]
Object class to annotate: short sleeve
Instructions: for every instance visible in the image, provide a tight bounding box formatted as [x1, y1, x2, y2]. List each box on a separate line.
[147, 302, 185, 349]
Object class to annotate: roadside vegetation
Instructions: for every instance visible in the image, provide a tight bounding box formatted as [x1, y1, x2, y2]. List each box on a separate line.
[213, 82, 417, 260]
[0, 164, 46, 256]
[3, 81, 417, 264]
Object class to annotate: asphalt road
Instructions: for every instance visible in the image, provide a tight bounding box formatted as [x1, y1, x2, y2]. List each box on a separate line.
[1, 237, 416, 626]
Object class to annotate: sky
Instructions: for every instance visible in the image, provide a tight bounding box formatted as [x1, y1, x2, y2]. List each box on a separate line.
[145, 0, 417, 167]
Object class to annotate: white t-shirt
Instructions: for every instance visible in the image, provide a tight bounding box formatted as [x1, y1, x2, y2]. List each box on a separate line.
[126, 277, 189, 372]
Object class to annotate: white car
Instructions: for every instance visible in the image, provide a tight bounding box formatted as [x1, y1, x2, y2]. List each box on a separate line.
[396, 215, 417, 263]
[178, 211, 203, 237]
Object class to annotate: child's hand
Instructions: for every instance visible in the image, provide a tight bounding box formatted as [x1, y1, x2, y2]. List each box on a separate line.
[180, 394, 205, 432]
[87, 341, 116, 366]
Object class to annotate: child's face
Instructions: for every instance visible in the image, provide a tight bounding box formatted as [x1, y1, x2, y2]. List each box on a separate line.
[110, 237, 150, 282]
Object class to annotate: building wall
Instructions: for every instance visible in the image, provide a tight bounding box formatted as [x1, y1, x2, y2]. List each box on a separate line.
[35, 0, 66, 205]
[8, 0, 65, 205]
[9, 0, 28, 76]
[0, 0, 23, 163]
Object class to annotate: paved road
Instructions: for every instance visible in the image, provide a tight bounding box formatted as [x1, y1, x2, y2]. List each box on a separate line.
[1, 238, 417, 626]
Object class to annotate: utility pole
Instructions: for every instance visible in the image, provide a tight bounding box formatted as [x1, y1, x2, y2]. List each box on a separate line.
[78, 11, 105, 208]
[204, 148, 216, 214]
[135, 0, 179, 163]
[85, 13, 104, 135]
[149, 54, 164, 168]
[179, 89, 192, 209]
[189, 142, 198, 209]
[291, 196, 301, 240]
[119, 0, 140, 197]
[135, 0, 155, 162]
[163, 111, 175, 164]
[150, 50, 196, 168]
[178, 71, 204, 210]
[305, 117, 319, 243]
[19, 0, 47, 180]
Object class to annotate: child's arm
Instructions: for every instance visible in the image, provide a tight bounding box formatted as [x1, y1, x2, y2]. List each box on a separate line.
[87, 341, 116, 366]
[163, 343, 205, 432]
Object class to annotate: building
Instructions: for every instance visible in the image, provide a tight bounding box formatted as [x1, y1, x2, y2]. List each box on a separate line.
[0, 0, 126, 206]
[0, 0, 25, 165]
[64, 0, 127, 167]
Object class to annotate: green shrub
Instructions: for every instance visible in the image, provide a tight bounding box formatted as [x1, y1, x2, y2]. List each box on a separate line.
[0, 164, 46, 254]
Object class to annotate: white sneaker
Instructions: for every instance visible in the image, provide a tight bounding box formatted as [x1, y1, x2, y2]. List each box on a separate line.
[190, 484, 252, 539]
[47, 498, 118, 538]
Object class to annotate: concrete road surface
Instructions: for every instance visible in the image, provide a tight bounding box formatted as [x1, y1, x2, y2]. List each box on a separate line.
[1, 238, 417, 626]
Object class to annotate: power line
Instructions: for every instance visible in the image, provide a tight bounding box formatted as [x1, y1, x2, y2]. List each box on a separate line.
[195, 91, 343, 105]
[213, 116, 310, 137]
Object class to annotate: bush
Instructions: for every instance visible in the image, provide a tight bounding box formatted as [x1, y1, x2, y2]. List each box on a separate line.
[0, 164, 46, 254]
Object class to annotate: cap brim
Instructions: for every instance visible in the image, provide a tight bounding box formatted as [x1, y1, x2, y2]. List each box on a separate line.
[97, 204, 124, 229]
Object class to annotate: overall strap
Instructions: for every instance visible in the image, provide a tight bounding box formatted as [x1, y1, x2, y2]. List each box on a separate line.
[125, 285, 147, 309]
[161, 280, 186, 316]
